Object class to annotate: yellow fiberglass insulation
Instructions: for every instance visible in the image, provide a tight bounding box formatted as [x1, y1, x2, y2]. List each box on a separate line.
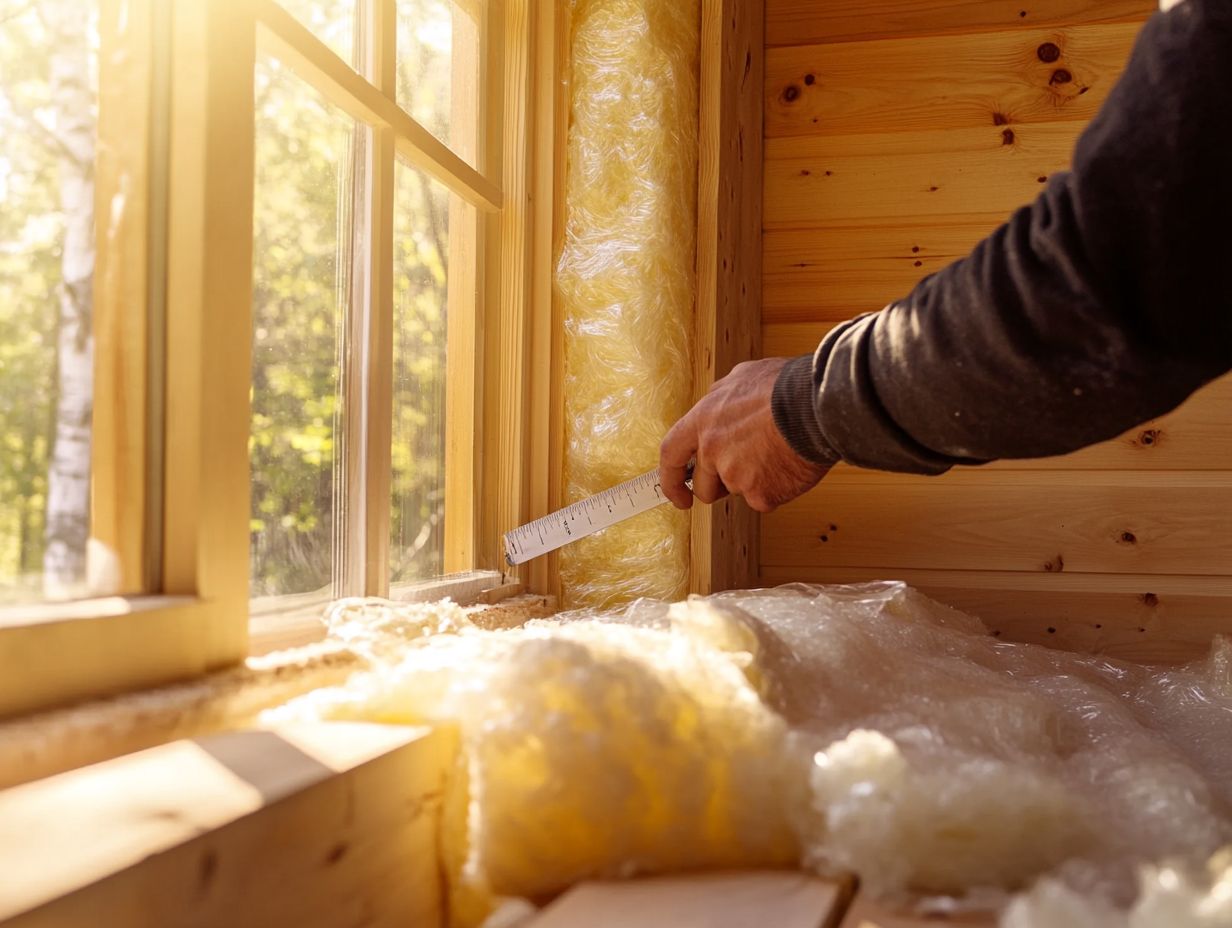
[555, 0, 699, 608]
[266, 584, 1232, 928]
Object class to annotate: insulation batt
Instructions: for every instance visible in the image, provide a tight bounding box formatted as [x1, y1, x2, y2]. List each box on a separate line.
[555, 0, 699, 608]
[265, 584, 1232, 927]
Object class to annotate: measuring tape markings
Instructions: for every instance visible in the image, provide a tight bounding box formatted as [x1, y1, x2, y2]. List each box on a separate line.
[503, 468, 684, 566]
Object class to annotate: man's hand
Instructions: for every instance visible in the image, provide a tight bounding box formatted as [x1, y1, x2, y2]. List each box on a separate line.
[659, 357, 829, 513]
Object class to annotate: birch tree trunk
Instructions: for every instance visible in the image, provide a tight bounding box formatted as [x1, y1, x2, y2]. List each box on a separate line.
[41, 1, 95, 597]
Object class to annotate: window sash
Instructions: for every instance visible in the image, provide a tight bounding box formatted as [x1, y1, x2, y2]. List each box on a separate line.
[0, 0, 548, 719]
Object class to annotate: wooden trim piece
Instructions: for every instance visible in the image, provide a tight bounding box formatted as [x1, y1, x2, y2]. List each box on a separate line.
[483, 0, 535, 576]
[766, 0, 1155, 48]
[0, 599, 224, 719]
[759, 566, 1232, 663]
[0, 723, 456, 928]
[766, 22, 1140, 139]
[255, 0, 501, 211]
[162, 0, 254, 642]
[358, 0, 397, 595]
[690, 0, 765, 594]
[764, 121, 1083, 229]
[442, 0, 486, 575]
[90, 0, 155, 596]
[525, 0, 567, 597]
[528, 871, 854, 928]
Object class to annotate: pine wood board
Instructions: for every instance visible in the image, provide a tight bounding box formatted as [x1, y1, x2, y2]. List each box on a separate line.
[528, 871, 854, 928]
[761, 469, 1232, 576]
[760, 566, 1232, 663]
[766, 22, 1140, 139]
[766, 0, 1155, 48]
[0, 723, 455, 928]
[691, 0, 765, 594]
[764, 121, 1082, 229]
[762, 217, 1005, 321]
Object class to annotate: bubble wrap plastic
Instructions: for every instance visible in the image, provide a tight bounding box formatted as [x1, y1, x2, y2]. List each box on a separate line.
[554, 0, 699, 609]
[266, 584, 1232, 926]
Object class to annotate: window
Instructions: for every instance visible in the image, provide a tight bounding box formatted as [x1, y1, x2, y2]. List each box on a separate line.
[0, 1, 101, 603]
[0, 0, 543, 718]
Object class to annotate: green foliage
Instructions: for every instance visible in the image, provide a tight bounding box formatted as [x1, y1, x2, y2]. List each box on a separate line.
[0, 3, 92, 602]
[250, 0, 458, 597]
[0, 0, 460, 601]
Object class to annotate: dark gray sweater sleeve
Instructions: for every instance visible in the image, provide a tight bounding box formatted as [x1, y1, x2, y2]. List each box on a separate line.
[771, 1, 1232, 474]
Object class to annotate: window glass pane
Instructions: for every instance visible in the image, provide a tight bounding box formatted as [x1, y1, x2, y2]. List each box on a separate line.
[0, 2, 99, 602]
[275, 0, 359, 69]
[250, 54, 358, 601]
[390, 158, 470, 585]
[397, 0, 480, 169]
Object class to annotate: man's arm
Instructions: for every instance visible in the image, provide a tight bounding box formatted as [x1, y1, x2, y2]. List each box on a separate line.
[769, 0, 1232, 476]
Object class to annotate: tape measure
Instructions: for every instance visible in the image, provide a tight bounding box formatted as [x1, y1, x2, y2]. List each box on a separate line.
[503, 466, 692, 566]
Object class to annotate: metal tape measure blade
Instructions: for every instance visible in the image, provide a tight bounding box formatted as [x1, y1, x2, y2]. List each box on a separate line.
[503, 468, 672, 566]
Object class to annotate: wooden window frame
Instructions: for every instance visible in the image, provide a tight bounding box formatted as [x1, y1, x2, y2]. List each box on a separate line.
[0, 0, 545, 719]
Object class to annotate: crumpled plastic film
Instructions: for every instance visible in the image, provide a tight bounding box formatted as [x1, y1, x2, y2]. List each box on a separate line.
[266, 584, 1232, 926]
[1001, 850, 1232, 928]
[554, 0, 699, 608]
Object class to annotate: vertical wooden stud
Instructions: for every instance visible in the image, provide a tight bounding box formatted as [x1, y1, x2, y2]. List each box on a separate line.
[691, 0, 765, 593]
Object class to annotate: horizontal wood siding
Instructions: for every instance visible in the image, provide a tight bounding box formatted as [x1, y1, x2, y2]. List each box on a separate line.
[759, 0, 1232, 658]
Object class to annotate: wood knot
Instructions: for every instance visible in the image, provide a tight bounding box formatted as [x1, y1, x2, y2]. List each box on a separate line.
[1119, 530, 1138, 545]
[1002, 128, 1016, 145]
[800, 168, 811, 176]
[1044, 554, 1065, 572]
[804, 73, 816, 85]
[1037, 175, 1048, 183]
[911, 246, 920, 253]
[1050, 68, 1073, 85]
[1137, 428, 1160, 447]
[1019, 9, 1027, 17]
[914, 260, 923, 267]
[1037, 42, 1061, 63]
[326, 842, 349, 864]
[1047, 626, 1057, 634]
[992, 112, 1010, 126]
[1140, 592, 1159, 608]
[782, 84, 801, 103]
[819, 534, 829, 543]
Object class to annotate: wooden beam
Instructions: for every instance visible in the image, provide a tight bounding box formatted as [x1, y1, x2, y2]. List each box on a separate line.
[766, 0, 1155, 48]
[691, 0, 765, 594]
[767, 23, 1140, 140]
[528, 872, 854, 928]
[0, 723, 456, 928]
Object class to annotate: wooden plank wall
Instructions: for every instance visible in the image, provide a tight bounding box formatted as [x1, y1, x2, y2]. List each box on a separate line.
[759, 0, 1232, 662]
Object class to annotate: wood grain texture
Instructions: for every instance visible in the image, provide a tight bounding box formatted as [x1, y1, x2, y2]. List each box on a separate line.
[763, 323, 1232, 471]
[766, 0, 1155, 48]
[691, 0, 765, 594]
[0, 723, 455, 928]
[767, 22, 1140, 139]
[762, 469, 1232, 575]
[528, 871, 854, 928]
[760, 567, 1232, 663]
[763, 217, 1004, 320]
[765, 121, 1081, 229]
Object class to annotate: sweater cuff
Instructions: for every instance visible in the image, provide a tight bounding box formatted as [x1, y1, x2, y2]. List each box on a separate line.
[771, 354, 842, 467]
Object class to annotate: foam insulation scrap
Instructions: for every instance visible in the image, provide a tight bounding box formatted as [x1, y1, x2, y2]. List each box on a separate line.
[555, 0, 699, 609]
[265, 583, 1232, 927]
